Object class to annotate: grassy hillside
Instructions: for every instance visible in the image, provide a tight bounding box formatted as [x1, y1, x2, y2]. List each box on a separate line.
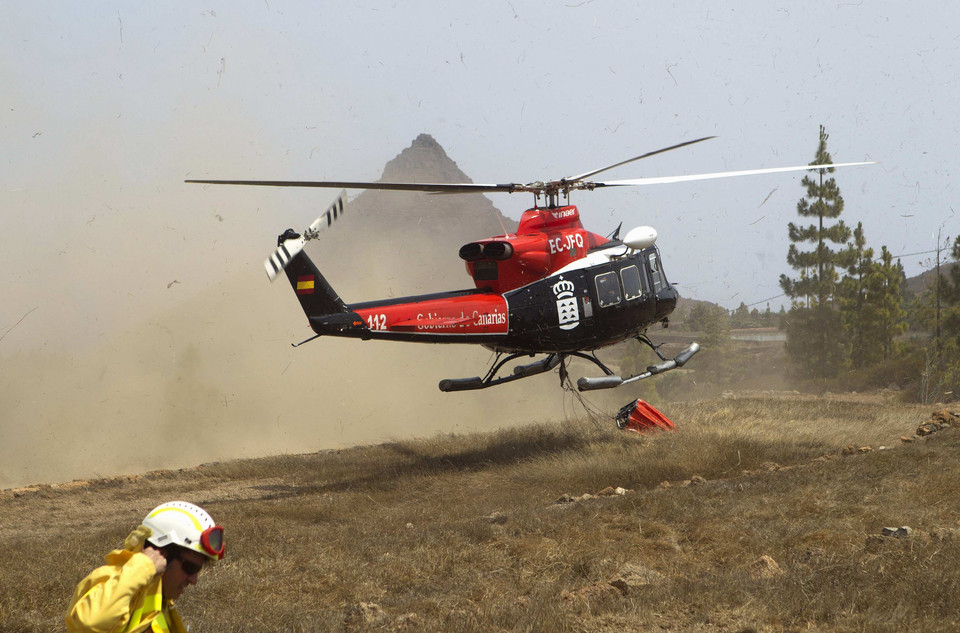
[3, 394, 958, 632]
[904, 262, 957, 296]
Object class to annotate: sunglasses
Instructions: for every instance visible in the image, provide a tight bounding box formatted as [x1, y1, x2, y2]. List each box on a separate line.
[174, 555, 204, 576]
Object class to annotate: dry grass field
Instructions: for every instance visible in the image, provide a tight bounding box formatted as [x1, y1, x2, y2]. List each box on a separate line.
[2, 393, 959, 632]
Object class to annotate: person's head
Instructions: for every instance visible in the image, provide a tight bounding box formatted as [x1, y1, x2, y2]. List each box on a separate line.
[141, 501, 224, 601]
[157, 544, 208, 601]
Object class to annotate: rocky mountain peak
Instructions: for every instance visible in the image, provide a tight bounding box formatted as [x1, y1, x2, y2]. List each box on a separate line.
[380, 133, 474, 184]
[319, 135, 517, 293]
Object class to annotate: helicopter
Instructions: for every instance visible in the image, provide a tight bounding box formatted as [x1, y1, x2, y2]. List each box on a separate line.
[187, 136, 874, 394]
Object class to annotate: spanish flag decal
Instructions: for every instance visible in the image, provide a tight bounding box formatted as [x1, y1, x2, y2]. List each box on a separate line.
[296, 275, 315, 295]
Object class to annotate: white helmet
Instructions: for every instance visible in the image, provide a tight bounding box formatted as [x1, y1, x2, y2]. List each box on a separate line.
[142, 501, 224, 560]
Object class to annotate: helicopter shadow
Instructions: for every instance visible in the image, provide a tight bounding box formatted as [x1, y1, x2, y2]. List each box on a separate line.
[239, 427, 603, 501]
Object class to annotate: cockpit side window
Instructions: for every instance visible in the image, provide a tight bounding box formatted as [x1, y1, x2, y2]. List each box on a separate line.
[648, 252, 665, 293]
[595, 271, 622, 307]
[620, 265, 643, 301]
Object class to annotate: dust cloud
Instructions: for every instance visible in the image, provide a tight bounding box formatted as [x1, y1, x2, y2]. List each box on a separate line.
[1, 135, 584, 489]
[1, 265, 578, 489]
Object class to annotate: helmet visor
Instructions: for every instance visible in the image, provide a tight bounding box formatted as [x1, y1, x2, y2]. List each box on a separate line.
[201, 525, 225, 559]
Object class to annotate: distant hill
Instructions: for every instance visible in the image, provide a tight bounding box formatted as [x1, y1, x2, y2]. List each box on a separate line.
[675, 296, 719, 317]
[673, 262, 955, 318]
[905, 262, 958, 296]
[316, 133, 518, 296]
[359, 133, 517, 237]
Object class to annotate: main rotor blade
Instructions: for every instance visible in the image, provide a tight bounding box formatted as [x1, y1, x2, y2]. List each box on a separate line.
[186, 178, 517, 194]
[564, 136, 717, 183]
[594, 161, 878, 187]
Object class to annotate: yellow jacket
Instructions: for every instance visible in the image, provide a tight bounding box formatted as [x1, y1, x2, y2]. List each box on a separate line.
[66, 544, 187, 633]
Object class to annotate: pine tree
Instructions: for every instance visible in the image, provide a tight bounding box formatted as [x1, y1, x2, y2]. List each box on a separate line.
[837, 222, 876, 368]
[780, 125, 852, 307]
[686, 302, 730, 348]
[869, 246, 907, 361]
[779, 126, 852, 378]
[936, 236, 960, 349]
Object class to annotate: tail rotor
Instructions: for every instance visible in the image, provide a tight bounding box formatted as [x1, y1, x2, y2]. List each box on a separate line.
[264, 190, 347, 281]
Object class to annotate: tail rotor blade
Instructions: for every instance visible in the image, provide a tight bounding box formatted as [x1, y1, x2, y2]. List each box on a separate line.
[263, 190, 348, 281]
[305, 189, 347, 239]
[265, 236, 305, 281]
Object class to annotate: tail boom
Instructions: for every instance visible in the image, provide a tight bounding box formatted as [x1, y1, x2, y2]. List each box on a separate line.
[281, 245, 511, 345]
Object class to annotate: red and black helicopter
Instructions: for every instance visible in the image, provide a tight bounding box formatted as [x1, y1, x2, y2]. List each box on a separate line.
[187, 137, 872, 399]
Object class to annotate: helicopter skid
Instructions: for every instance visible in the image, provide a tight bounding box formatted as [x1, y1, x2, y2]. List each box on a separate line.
[439, 353, 561, 392]
[577, 342, 700, 391]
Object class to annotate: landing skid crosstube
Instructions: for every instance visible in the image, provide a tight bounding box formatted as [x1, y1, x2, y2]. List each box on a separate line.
[437, 342, 699, 392]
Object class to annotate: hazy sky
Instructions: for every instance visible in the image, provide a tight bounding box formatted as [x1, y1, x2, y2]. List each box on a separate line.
[4, 0, 958, 350]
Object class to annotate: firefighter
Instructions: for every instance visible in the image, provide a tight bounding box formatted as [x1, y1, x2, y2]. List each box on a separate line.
[66, 501, 225, 633]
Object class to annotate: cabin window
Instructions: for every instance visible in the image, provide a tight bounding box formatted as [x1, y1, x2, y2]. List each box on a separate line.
[595, 271, 622, 307]
[620, 265, 643, 301]
[648, 252, 664, 292]
[473, 261, 498, 281]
